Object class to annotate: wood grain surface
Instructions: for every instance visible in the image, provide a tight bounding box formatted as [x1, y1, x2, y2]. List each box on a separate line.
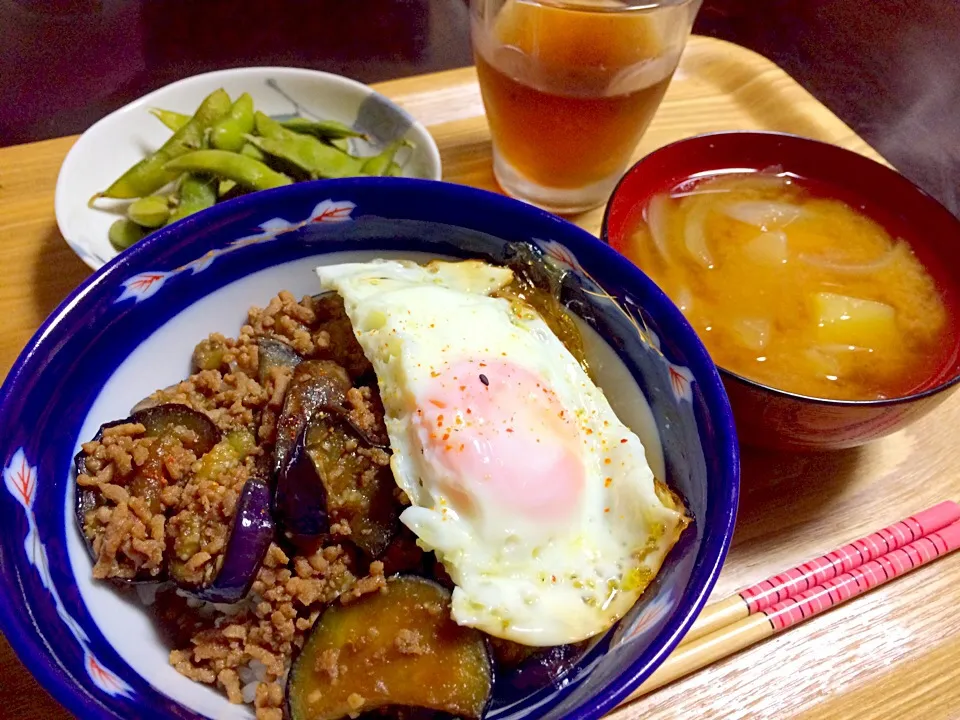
[1, 35, 958, 720]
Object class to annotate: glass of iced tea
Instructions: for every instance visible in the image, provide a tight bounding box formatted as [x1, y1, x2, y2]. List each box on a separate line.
[471, 0, 701, 213]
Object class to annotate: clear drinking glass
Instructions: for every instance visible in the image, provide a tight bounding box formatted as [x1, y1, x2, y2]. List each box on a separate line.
[471, 0, 702, 213]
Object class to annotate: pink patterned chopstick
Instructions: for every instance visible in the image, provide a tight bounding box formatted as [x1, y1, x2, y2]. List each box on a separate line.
[627, 519, 960, 702]
[682, 500, 960, 644]
[765, 519, 960, 629]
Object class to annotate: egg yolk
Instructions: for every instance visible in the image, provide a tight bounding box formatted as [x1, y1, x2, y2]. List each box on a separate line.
[416, 359, 585, 520]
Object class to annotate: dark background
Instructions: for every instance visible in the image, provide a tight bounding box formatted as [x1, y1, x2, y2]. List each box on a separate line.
[3, 0, 959, 213]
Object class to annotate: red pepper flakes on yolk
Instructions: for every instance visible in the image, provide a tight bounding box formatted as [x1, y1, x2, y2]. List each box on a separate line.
[422, 358, 585, 520]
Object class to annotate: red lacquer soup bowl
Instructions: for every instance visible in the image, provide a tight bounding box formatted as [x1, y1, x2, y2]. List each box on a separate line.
[601, 131, 960, 451]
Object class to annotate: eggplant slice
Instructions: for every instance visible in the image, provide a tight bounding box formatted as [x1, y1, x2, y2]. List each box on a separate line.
[502, 642, 588, 694]
[306, 414, 398, 555]
[272, 358, 399, 555]
[275, 425, 330, 547]
[74, 404, 222, 583]
[256, 337, 303, 386]
[272, 360, 351, 477]
[311, 293, 374, 380]
[183, 474, 275, 603]
[287, 575, 493, 720]
[276, 411, 398, 555]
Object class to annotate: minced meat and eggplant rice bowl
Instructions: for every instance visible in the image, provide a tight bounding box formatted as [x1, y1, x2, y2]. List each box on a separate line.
[74, 254, 689, 720]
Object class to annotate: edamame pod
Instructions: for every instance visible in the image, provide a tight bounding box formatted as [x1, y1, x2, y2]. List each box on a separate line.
[169, 174, 217, 222]
[127, 195, 171, 228]
[254, 111, 286, 140]
[149, 108, 191, 132]
[109, 218, 148, 251]
[164, 150, 292, 191]
[218, 179, 238, 197]
[240, 142, 266, 162]
[211, 93, 255, 153]
[93, 89, 232, 201]
[246, 133, 364, 179]
[361, 139, 410, 176]
[280, 117, 366, 140]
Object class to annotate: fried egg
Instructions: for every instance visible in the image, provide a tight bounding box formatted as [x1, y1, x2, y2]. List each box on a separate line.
[315, 258, 686, 646]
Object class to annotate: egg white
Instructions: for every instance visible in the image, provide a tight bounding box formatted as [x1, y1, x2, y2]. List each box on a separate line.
[316, 259, 686, 646]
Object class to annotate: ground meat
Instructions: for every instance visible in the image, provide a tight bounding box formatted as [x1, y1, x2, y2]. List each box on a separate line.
[344, 385, 389, 446]
[307, 294, 373, 379]
[315, 647, 340, 680]
[168, 544, 386, 719]
[145, 371, 269, 432]
[78, 292, 417, 719]
[247, 291, 319, 357]
[192, 332, 259, 378]
[77, 423, 198, 580]
[394, 628, 427, 655]
[339, 561, 386, 604]
[166, 447, 256, 588]
[258, 365, 295, 444]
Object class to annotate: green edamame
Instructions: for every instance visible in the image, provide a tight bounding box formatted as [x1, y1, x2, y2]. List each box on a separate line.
[246, 132, 364, 179]
[93, 88, 231, 202]
[109, 218, 148, 251]
[127, 195, 171, 228]
[279, 117, 366, 140]
[361, 139, 409, 176]
[149, 108, 191, 132]
[164, 150, 292, 191]
[211, 93, 255, 153]
[254, 111, 286, 140]
[93, 94, 418, 255]
[170, 174, 217, 222]
[240, 142, 266, 162]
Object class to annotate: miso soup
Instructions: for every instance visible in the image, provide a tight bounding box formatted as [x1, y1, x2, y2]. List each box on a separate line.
[626, 171, 952, 401]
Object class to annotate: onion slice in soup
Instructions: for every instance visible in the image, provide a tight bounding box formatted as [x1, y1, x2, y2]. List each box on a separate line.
[645, 194, 672, 262]
[744, 230, 788, 266]
[799, 240, 908, 275]
[721, 201, 804, 230]
[684, 199, 714, 268]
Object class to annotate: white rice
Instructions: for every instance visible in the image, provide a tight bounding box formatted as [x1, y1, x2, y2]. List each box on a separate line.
[239, 659, 268, 704]
[135, 582, 171, 606]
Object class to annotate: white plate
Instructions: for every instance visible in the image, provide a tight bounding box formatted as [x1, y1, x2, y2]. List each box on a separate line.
[55, 67, 443, 270]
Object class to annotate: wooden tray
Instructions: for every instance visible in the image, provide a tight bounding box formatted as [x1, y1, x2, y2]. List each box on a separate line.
[1, 34, 958, 720]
